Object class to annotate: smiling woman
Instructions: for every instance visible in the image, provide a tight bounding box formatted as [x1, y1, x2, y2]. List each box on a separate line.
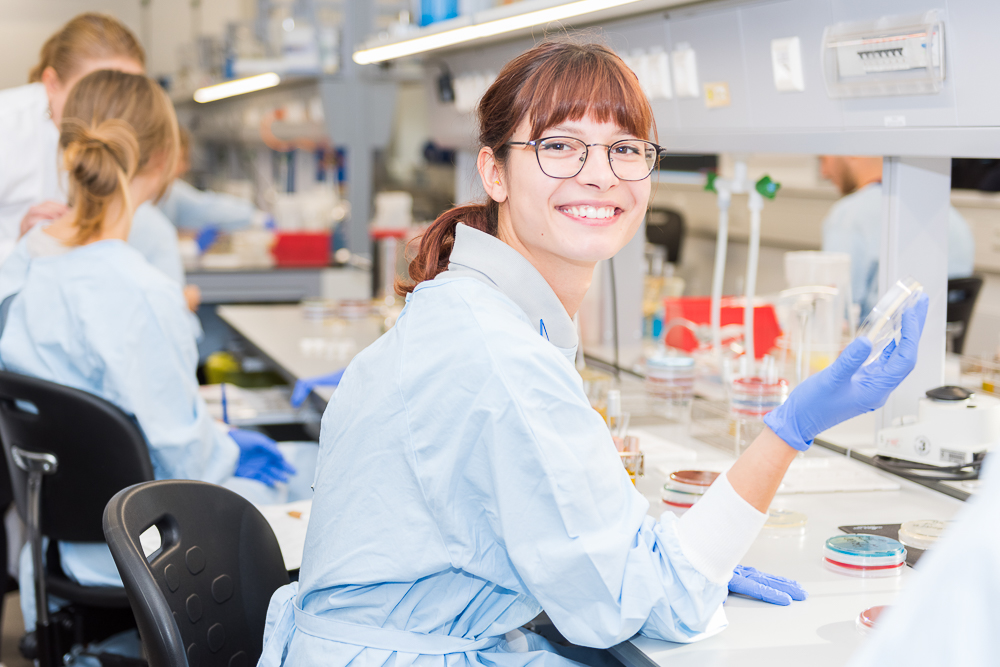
[257, 38, 928, 667]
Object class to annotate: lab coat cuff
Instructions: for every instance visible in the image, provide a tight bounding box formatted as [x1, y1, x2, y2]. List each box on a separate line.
[674, 471, 767, 584]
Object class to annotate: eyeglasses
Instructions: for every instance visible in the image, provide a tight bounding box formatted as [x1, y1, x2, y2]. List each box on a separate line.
[507, 136, 664, 181]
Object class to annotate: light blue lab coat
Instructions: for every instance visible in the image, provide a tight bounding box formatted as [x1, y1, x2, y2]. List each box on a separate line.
[259, 224, 765, 667]
[822, 183, 975, 318]
[158, 178, 256, 231]
[128, 202, 185, 285]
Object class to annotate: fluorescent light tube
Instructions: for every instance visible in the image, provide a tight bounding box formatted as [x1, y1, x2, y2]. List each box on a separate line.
[353, 0, 641, 64]
[194, 73, 281, 103]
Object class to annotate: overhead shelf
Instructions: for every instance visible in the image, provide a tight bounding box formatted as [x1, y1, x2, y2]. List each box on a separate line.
[353, 0, 699, 63]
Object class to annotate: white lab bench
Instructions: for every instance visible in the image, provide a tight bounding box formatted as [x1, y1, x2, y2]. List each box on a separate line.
[217, 305, 965, 664]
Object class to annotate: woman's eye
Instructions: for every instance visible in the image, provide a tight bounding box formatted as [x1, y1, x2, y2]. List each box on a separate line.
[613, 143, 642, 156]
[541, 142, 573, 152]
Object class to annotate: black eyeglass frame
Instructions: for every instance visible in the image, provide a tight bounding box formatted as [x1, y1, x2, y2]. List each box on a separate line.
[506, 136, 667, 181]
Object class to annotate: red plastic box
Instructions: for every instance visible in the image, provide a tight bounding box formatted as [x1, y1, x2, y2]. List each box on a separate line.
[271, 232, 332, 267]
[663, 296, 782, 359]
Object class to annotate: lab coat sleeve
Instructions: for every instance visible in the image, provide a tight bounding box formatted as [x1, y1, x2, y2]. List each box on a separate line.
[81, 280, 238, 483]
[406, 291, 765, 649]
[128, 203, 186, 284]
[161, 179, 256, 231]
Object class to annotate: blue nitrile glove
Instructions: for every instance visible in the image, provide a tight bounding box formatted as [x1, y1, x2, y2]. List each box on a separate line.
[230, 428, 296, 487]
[195, 225, 220, 253]
[290, 368, 346, 408]
[729, 565, 808, 606]
[763, 294, 928, 451]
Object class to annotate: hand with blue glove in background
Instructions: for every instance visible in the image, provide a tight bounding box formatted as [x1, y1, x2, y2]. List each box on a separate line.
[729, 565, 808, 606]
[230, 428, 297, 487]
[764, 293, 929, 451]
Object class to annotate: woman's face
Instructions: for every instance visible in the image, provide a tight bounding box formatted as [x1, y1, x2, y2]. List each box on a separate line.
[43, 56, 144, 126]
[492, 113, 651, 274]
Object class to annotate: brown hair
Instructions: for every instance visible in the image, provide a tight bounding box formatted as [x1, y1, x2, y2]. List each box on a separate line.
[60, 70, 178, 245]
[29, 13, 145, 84]
[396, 40, 655, 295]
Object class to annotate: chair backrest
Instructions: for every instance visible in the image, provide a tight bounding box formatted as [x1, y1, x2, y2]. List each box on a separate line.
[646, 208, 685, 264]
[0, 371, 155, 543]
[946, 276, 983, 355]
[103, 480, 290, 667]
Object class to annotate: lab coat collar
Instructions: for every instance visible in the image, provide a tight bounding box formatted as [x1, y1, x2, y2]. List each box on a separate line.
[441, 223, 578, 359]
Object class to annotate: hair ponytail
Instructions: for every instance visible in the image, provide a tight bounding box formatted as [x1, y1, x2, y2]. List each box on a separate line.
[61, 119, 139, 244]
[395, 201, 498, 295]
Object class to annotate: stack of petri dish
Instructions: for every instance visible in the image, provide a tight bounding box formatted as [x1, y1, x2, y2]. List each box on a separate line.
[662, 470, 719, 513]
[730, 377, 788, 452]
[824, 534, 906, 577]
[645, 355, 696, 422]
[897, 519, 947, 551]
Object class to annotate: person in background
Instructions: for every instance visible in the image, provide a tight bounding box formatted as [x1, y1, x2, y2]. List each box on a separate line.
[159, 127, 261, 232]
[0, 12, 201, 311]
[820, 155, 975, 318]
[0, 70, 315, 638]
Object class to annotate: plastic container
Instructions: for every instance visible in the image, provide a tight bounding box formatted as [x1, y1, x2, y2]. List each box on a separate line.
[824, 534, 906, 578]
[856, 605, 888, 635]
[856, 277, 923, 365]
[764, 509, 807, 530]
[645, 355, 696, 421]
[731, 377, 788, 451]
[337, 299, 372, 320]
[898, 519, 947, 550]
[272, 231, 331, 267]
[661, 470, 719, 512]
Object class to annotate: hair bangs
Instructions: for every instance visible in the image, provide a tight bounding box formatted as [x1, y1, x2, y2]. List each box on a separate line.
[515, 45, 654, 143]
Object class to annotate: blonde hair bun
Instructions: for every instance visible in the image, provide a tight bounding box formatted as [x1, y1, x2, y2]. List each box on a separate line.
[62, 119, 139, 199]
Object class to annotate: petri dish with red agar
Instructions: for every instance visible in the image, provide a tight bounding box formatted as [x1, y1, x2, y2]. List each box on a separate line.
[856, 605, 888, 635]
[662, 470, 719, 511]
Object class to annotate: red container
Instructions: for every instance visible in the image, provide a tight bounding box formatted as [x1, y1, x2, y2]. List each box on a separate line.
[272, 232, 331, 267]
[662, 296, 782, 359]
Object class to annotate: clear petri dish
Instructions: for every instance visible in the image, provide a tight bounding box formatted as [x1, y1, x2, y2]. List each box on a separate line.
[898, 519, 948, 550]
[661, 487, 700, 508]
[856, 277, 923, 365]
[764, 509, 807, 529]
[824, 534, 906, 577]
[856, 605, 888, 635]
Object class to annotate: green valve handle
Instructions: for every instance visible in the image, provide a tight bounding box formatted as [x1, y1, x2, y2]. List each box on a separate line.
[755, 175, 781, 199]
[704, 171, 718, 193]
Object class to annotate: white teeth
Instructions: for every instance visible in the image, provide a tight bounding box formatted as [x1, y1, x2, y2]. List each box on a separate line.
[563, 206, 616, 219]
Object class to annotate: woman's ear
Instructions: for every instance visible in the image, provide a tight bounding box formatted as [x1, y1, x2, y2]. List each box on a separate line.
[478, 147, 507, 204]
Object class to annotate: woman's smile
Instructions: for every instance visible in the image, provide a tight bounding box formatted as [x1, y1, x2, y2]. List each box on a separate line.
[555, 201, 624, 226]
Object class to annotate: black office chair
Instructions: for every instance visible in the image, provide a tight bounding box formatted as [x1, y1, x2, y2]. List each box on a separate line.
[103, 480, 289, 667]
[0, 371, 155, 667]
[646, 208, 686, 264]
[946, 276, 983, 355]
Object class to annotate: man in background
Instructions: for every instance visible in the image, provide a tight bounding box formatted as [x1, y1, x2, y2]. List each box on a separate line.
[820, 156, 975, 318]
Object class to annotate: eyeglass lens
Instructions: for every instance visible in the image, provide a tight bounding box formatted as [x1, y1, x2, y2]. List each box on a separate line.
[535, 137, 657, 181]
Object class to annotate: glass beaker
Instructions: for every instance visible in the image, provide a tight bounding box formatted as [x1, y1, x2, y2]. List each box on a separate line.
[730, 376, 788, 454]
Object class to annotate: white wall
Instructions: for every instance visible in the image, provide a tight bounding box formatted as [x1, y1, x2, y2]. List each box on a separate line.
[0, 0, 249, 90]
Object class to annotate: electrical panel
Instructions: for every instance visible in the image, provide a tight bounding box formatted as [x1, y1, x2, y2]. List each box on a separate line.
[822, 10, 945, 98]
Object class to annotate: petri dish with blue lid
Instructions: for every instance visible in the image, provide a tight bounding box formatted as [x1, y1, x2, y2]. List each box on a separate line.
[824, 534, 906, 577]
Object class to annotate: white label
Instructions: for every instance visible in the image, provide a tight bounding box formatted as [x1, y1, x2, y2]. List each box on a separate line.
[771, 36, 805, 92]
[884, 115, 907, 127]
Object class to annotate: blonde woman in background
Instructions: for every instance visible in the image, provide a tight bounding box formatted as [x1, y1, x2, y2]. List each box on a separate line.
[0, 12, 200, 310]
[0, 70, 314, 641]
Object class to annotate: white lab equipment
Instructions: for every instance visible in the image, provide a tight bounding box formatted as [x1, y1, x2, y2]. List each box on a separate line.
[876, 386, 1000, 467]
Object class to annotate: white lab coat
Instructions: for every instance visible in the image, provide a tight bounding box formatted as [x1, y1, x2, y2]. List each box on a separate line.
[158, 178, 256, 231]
[259, 224, 767, 667]
[0, 83, 61, 266]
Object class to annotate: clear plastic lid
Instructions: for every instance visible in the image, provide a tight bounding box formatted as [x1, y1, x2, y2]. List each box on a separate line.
[856, 277, 923, 365]
[856, 605, 888, 634]
[825, 534, 906, 559]
[898, 519, 947, 550]
[764, 509, 808, 529]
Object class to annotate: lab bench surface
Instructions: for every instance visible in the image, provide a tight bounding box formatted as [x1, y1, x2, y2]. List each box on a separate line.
[187, 266, 370, 304]
[216, 304, 383, 404]
[614, 408, 964, 667]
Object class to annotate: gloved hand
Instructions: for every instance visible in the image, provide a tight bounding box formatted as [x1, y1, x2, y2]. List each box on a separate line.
[290, 368, 346, 408]
[195, 225, 220, 253]
[729, 565, 808, 606]
[230, 428, 296, 487]
[763, 294, 928, 451]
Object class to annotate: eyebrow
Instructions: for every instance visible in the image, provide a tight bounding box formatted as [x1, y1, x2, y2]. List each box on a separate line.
[548, 124, 635, 139]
